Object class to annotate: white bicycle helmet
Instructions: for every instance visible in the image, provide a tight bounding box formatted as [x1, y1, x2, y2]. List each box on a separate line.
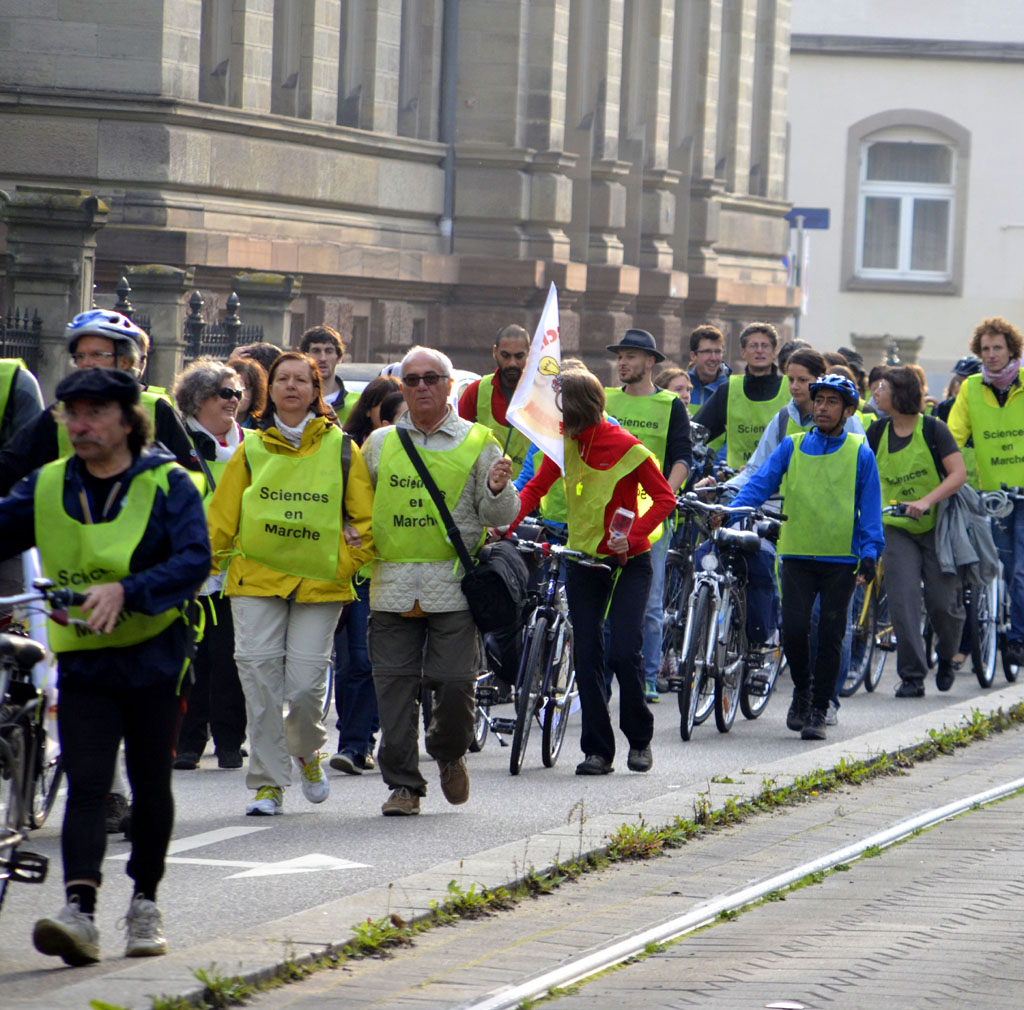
[65, 310, 149, 355]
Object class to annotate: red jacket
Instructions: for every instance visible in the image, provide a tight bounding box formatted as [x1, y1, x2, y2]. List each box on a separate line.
[513, 421, 676, 557]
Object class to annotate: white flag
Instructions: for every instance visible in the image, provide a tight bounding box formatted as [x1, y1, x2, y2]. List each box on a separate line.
[507, 282, 564, 472]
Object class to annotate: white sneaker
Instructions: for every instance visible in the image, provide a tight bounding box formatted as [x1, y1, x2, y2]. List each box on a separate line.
[246, 784, 284, 816]
[295, 753, 329, 804]
[33, 898, 101, 966]
[123, 894, 167, 957]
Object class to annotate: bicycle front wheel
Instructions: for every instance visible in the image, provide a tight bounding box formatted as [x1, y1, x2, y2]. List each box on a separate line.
[542, 621, 575, 768]
[842, 583, 876, 697]
[679, 584, 713, 741]
[969, 576, 999, 688]
[28, 743, 62, 830]
[714, 591, 744, 734]
[510, 617, 547, 775]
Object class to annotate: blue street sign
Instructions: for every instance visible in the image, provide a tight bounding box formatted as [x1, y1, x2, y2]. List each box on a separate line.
[785, 207, 830, 230]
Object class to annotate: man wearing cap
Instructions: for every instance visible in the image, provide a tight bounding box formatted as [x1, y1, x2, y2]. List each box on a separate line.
[0, 310, 199, 495]
[0, 368, 210, 966]
[458, 324, 531, 477]
[693, 322, 790, 472]
[605, 329, 692, 701]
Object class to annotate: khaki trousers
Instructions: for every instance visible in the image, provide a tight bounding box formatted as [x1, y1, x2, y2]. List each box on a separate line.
[231, 595, 343, 791]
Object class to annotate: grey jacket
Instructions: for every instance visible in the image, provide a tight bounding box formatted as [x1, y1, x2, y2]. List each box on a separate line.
[935, 485, 1000, 583]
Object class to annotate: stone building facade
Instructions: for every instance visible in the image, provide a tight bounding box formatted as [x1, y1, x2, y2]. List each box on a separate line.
[0, 0, 796, 391]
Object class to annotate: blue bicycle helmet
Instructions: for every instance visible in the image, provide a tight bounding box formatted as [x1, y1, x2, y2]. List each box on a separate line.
[809, 373, 859, 408]
[952, 354, 981, 377]
[65, 310, 149, 355]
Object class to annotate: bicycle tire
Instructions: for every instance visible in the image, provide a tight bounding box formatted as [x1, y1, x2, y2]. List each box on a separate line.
[842, 582, 876, 697]
[28, 744, 62, 830]
[714, 589, 744, 734]
[864, 588, 888, 693]
[658, 559, 692, 691]
[740, 638, 782, 720]
[321, 658, 335, 722]
[541, 621, 574, 768]
[679, 584, 713, 741]
[0, 727, 26, 912]
[510, 616, 547, 775]
[468, 703, 489, 753]
[969, 577, 998, 688]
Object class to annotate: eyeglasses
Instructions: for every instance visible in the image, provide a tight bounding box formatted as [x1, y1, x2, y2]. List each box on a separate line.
[217, 387, 244, 400]
[695, 347, 723, 356]
[71, 351, 117, 365]
[402, 372, 447, 387]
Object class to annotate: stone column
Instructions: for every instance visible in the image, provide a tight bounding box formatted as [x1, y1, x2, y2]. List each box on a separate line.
[1, 188, 108, 397]
[230, 273, 302, 348]
[125, 265, 196, 390]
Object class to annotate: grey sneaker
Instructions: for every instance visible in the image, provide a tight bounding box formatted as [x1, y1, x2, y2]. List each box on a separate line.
[825, 700, 839, 727]
[123, 894, 167, 957]
[33, 898, 101, 966]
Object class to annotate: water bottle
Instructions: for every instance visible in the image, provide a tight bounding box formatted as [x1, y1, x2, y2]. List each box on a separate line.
[608, 507, 635, 539]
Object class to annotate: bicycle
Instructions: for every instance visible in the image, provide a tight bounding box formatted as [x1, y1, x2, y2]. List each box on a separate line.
[0, 579, 79, 831]
[491, 534, 605, 775]
[673, 495, 784, 740]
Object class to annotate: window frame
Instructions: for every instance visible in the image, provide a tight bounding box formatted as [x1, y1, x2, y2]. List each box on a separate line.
[841, 110, 970, 296]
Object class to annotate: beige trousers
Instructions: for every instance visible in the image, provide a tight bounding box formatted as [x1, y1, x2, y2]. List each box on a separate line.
[230, 595, 343, 791]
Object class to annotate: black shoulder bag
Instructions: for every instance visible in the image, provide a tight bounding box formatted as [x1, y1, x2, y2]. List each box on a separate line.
[397, 428, 528, 631]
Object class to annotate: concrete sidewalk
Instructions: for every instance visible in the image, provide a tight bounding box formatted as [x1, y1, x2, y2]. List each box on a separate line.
[15, 686, 1024, 1010]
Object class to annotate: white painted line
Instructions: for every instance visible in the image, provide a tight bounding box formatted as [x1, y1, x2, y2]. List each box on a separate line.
[227, 853, 369, 878]
[458, 774, 1024, 1010]
[106, 825, 272, 862]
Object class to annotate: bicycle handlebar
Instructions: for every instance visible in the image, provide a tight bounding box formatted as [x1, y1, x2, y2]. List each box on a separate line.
[506, 534, 611, 571]
[0, 579, 88, 625]
[676, 491, 788, 523]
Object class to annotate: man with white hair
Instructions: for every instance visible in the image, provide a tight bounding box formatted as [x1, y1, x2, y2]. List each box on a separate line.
[360, 346, 519, 816]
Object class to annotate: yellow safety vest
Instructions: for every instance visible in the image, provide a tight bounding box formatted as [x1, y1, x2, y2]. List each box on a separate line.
[563, 438, 653, 557]
[779, 432, 862, 558]
[725, 375, 790, 469]
[238, 427, 345, 581]
[476, 375, 529, 477]
[875, 416, 941, 535]
[372, 423, 493, 563]
[34, 459, 182, 652]
[964, 372, 1024, 490]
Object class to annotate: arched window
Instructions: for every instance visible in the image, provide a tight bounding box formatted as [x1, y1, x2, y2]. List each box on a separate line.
[842, 111, 969, 294]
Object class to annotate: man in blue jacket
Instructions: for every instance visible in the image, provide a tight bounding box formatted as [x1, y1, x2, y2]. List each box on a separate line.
[728, 374, 885, 741]
[0, 368, 210, 966]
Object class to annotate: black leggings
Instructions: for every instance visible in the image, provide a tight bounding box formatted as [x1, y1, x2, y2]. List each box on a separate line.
[781, 558, 857, 709]
[58, 678, 180, 897]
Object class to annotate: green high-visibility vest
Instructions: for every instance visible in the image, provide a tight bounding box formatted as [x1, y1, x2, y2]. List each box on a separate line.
[875, 416, 941, 534]
[238, 427, 345, 581]
[531, 446, 568, 524]
[0, 359, 24, 429]
[33, 459, 182, 652]
[372, 423, 493, 563]
[563, 438, 653, 556]
[335, 391, 353, 426]
[57, 387, 165, 459]
[725, 374, 789, 469]
[964, 372, 1024, 490]
[603, 387, 675, 469]
[476, 375, 529, 477]
[195, 429, 250, 509]
[779, 431, 863, 558]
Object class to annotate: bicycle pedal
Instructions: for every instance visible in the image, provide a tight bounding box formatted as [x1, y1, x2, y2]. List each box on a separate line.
[745, 675, 771, 697]
[666, 677, 683, 692]
[490, 717, 516, 735]
[10, 849, 48, 884]
[876, 636, 897, 652]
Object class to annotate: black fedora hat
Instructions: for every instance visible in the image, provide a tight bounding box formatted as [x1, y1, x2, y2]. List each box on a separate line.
[605, 329, 665, 363]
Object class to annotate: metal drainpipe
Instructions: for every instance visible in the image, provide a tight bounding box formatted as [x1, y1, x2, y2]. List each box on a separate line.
[439, 0, 459, 255]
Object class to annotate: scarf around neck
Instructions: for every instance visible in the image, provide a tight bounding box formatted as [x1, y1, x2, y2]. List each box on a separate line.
[273, 411, 315, 447]
[982, 357, 1021, 392]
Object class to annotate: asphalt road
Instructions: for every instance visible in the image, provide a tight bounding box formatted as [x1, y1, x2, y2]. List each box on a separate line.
[1, 660, 1016, 1001]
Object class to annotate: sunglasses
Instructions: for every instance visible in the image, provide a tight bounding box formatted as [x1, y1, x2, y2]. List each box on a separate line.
[217, 387, 244, 401]
[402, 372, 447, 387]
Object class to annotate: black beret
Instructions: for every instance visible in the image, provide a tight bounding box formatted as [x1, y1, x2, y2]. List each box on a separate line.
[55, 367, 141, 407]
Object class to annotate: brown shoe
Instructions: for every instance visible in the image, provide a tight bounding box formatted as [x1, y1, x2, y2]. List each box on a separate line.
[381, 787, 420, 816]
[437, 757, 470, 805]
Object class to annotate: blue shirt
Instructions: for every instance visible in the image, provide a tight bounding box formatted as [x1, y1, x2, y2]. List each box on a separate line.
[729, 426, 885, 564]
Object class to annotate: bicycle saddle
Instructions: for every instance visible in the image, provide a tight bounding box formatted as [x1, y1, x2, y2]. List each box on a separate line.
[0, 632, 46, 672]
[715, 528, 762, 554]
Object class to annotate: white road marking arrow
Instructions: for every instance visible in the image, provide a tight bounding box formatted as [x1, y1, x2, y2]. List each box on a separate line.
[226, 853, 369, 878]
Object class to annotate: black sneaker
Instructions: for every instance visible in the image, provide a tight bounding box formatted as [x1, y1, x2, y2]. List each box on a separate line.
[935, 659, 955, 692]
[895, 680, 925, 698]
[1005, 640, 1024, 667]
[575, 754, 614, 776]
[801, 707, 827, 740]
[786, 693, 811, 732]
[104, 792, 129, 834]
[626, 747, 653, 772]
[173, 752, 199, 770]
[216, 749, 244, 769]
